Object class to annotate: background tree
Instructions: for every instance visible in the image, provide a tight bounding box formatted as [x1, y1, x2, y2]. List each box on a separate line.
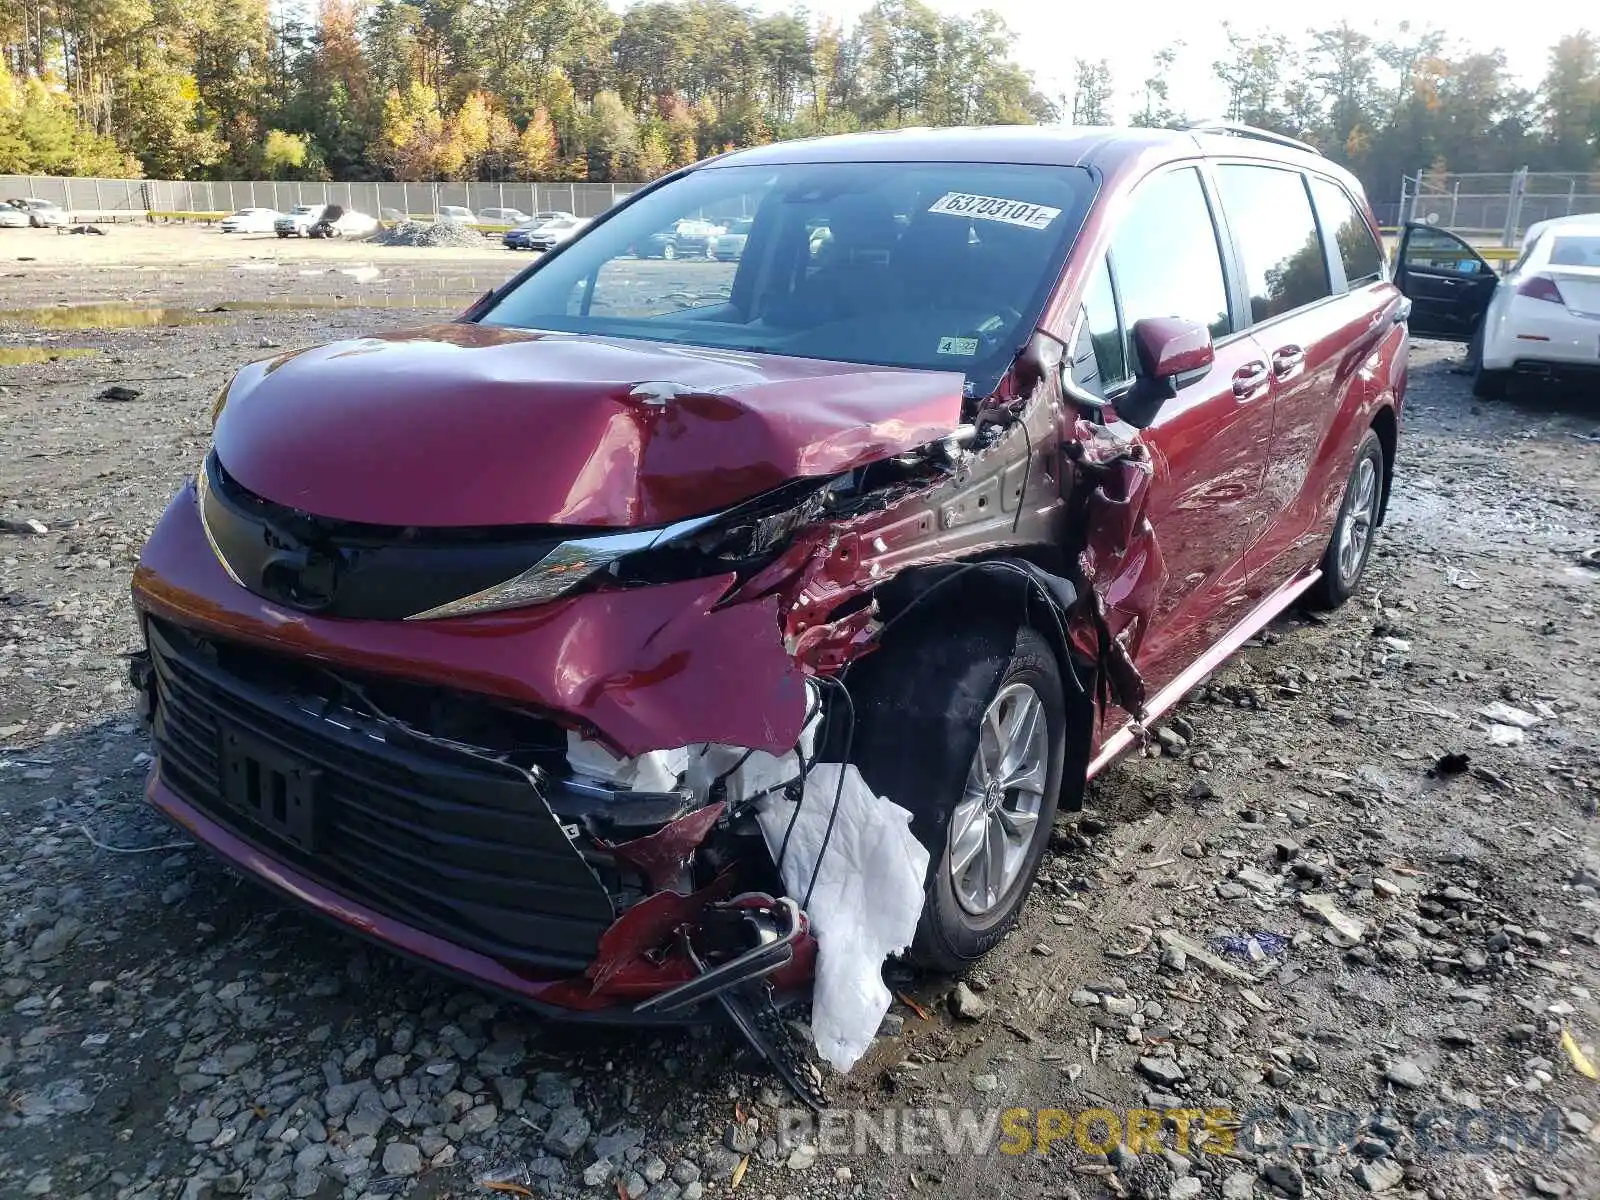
[1071, 59, 1113, 125]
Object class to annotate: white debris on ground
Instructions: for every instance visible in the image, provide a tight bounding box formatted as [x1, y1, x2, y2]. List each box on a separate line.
[756, 764, 928, 1072]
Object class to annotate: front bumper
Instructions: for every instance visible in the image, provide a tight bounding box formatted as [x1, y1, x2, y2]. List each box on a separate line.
[129, 484, 816, 1018]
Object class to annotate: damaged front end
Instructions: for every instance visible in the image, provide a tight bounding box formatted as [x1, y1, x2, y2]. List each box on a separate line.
[131, 317, 1156, 1109]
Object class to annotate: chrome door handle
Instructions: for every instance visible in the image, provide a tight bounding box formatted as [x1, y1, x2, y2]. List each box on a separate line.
[1232, 361, 1269, 397]
[1271, 346, 1305, 376]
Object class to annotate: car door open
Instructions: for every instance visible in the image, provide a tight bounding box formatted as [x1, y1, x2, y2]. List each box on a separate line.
[1394, 223, 1497, 341]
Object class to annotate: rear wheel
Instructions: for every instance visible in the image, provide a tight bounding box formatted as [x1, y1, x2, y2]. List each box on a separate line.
[848, 624, 1066, 972]
[1472, 365, 1508, 400]
[1305, 428, 1384, 610]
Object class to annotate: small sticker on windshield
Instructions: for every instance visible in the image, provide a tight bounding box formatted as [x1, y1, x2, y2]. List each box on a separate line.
[928, 192, 1061, 229]
[937, 336, 979, 356]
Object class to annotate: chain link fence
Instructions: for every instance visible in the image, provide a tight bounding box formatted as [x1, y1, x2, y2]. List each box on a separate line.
[1396, 169, 1600, 245]
[0, 176, 638, 220]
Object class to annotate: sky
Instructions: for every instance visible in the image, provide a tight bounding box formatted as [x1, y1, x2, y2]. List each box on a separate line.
[783, 0, 1598, 122]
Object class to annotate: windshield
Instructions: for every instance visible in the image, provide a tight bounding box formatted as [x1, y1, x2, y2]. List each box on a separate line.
[481, 160, 1096, 393]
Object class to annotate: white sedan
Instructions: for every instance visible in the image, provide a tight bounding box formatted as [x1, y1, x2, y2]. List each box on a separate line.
[1395, 217, 1600, 397]
[220, 208, 282, 234]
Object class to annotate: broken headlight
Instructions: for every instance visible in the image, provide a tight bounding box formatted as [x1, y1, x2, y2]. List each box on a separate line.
[405, 477, 835, 621]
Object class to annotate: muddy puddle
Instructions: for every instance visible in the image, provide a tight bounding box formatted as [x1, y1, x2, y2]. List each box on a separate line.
[0, 303, 223, 329]
[0, 294, 476, 330]
[0, 346, 99, 365]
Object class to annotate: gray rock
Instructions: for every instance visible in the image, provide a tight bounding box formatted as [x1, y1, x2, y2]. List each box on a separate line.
[620, 1172, 648, 1200]
[638, 1153, 667, 1185]
[971, 1073, 1000, 1093]
[344, 1094, 389, 1140]
[786, 1143, 817, 1170]
[188, 1115, 222, 1143]
[372, 1054, 407, 1082]
[643, 1184, 682, 1200]
[950, 982, 989, 1020]
[1222, 1172, 1255, 1200]
[1170, 1180, 1203, 1200]
[324, 1083, 363, 1119]
[1379, 939, 1419, 963]
[671, 1160, 700, 1185]
[700, 1148, 742, 1181]
[1385, 1060, 1427, 1089]
[1160, 946, 1188, 973]
[543, 1104, 591, 1158]
[533, 1072, 575, 1109]
[459, 1103, 497, 1135]
[582, 1160, 618, 1187]
[290, 1169, 321, 1198]
[1261, 1158, 1304, 1196]
[381, 1142, 422, 1176]
[594, 1125, 646, 1161]
[724, 1121, 759, 1153]
[492, 1076, 526, 1111]
[1137, 1056, 1186, 1087]
[1356, 1159, 1404, 1192]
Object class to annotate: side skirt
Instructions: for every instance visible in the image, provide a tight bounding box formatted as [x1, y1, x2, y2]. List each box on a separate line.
[1086, 568, 1323, 780]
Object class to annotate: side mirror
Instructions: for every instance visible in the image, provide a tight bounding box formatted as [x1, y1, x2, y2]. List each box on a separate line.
[1114, 317, 1216, 429]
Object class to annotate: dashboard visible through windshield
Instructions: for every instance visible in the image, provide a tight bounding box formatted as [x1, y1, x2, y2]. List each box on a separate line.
[479, 160, 1097, 395]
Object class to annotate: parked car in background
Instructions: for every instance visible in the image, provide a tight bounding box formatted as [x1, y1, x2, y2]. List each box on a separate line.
[0, 203, 31, 229]
[274, 204, 325, 237]
[1397, 217, 1600, 397]
[437, 205, 475, 224]
[633, 228, 680, 258]
[6, 198, 68, 227]
[220, 208, 282, 234]
[503, 211, 580, 250]
[524, 216, 589, 251]
[670, 217, 725, 258]
[477, 207, 528, 226]
[131, 125, 1411, 1098]
[307, 206, 378, 239]
[380, 207, 406, 223]
[712, 216, 754, 260]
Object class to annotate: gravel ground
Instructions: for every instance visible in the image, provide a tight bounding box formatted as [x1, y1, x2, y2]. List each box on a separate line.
[2, 248, 1598, 1200]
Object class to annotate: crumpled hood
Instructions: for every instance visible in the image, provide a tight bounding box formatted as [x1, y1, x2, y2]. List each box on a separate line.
[213, 323, 966, 527]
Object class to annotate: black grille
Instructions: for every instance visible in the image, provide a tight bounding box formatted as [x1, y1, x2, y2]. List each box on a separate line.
[145, 618, 616, 970]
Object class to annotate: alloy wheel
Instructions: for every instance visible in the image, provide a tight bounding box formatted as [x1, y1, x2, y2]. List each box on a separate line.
[948, 682, 1050, 917]
[1337, 456, 1379, 585]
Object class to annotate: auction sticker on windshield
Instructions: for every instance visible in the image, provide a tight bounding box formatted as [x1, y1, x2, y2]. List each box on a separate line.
[928, 193, 1062, 229]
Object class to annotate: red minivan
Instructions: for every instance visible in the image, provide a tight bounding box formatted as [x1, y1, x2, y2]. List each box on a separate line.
[130, 123, 1407, 1091]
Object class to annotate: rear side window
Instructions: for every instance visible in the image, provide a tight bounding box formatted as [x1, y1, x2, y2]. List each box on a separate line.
[1216, 165, 1333, 323]
[1309, 177, 1385, 287]
[1110, 167, 1231, 358]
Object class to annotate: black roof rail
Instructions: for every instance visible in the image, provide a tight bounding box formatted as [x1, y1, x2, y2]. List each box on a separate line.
[1186, 120, 1320, 156]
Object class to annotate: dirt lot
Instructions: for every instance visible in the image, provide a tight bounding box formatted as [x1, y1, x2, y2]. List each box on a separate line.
[2, 232, 1599, 1200]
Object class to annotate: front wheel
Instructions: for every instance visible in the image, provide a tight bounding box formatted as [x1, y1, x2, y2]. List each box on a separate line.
[848, 624, 1066, 972]
[661, 242, 676, 260]
[1305, 427, 1384, 610]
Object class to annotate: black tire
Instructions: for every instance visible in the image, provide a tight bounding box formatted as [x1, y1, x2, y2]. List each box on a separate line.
[847, 623, 1066, 972]
[1305, 427, 1385, 611]
[1472, 366, 1508, 400]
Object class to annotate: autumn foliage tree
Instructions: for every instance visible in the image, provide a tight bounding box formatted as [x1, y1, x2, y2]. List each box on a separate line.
[1, 1, 1596, 192]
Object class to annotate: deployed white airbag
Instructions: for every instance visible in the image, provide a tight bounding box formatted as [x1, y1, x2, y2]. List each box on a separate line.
[756, 763, 929, 1072]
